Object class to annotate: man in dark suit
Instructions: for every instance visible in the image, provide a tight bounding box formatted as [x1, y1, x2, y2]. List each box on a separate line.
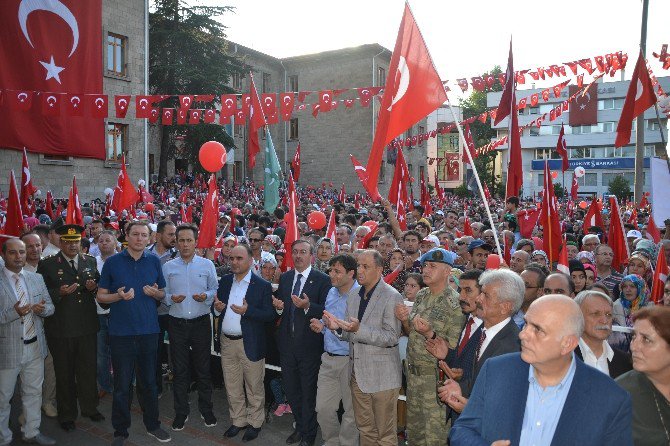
[450, 295, 633, 445]
[437, 269, 523, 413]
[574, 289, 632, 378]
[214, 244, 275, 442]
[37, 224, 103, 431]
[271, 240, 331, 446]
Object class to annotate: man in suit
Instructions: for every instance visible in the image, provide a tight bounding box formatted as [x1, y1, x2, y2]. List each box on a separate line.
[450, 295, 633, 445]
[271, 239, 331, 446]
[213, 244, 275, 442]
[37, 224, 103, 431]
[323, 249, 403, 446]
[574, 289, 632, 378]
[438, 269, 523, 413]
[0, 239, 55, 445]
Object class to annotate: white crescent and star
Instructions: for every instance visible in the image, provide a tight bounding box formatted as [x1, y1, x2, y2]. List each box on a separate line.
[635, 79, 644, 102]
[118, 98, 128, 109]
[389, 56, 410, 111]
[18, 92, 28, 102]
[139, 98, 149, 108]
[19, 0, 80, 84]
[70, 95, 80, 106]
[46, 95, 57, 106]
[95, 97, 105, 108]
[23, 167, 31, 185]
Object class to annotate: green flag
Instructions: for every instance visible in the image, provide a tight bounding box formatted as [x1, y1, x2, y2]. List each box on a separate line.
[263, 128, 282, 212]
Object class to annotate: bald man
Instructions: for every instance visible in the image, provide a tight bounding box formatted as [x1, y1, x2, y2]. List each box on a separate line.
[450, 295, 632, 446]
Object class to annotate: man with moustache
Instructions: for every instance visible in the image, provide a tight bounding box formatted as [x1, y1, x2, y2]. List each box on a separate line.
[394, 248, 465, 446]
[401, 231, 422, 272]
[20, 233, 42, 273]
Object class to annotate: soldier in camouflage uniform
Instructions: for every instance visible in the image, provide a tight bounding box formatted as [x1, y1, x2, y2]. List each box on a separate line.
[395, 248, 465, 446]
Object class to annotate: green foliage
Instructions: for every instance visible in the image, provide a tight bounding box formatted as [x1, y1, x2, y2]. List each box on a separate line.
[453, 182, 470, 198]
[459, 66, 502, 196]
[608, 175, 631, 201]
[150, 0, 247, 179]
[553, 182, 566, 199]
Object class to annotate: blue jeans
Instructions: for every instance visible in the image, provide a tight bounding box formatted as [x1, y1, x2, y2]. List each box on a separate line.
[110, 334, 160, 438]
[96, 315, 113, 393]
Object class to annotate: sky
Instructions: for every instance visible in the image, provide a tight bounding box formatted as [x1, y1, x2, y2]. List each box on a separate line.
[201, 0, 670, 96]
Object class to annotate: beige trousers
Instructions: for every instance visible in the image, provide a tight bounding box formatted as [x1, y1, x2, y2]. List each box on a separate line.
[220, 337, 265, 429]
[351, 373, 399, 446]
[315, 353, 359, 446]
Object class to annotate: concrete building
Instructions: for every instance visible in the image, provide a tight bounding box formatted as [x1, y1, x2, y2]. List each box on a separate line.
[218, 42, 427, 197]
[487, 76, 670, 199]
[0, 0, 148, 202]
[427, 105, 464, 191]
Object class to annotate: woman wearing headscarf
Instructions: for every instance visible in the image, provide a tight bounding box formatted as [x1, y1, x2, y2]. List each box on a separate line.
[569, 260, 588, 294]
[530, 250, 548, 268]
[312, 237, 334, 273]
[583, 263, 597, 288]
[384, 248, 408, 293]
[577, 250, 596, 265]
[612, 274, 655, 352]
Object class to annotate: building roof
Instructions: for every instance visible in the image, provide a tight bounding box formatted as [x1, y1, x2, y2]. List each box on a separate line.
[225, 41, 391, 65]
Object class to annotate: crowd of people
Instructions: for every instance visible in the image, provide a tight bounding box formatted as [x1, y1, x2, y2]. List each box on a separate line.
[1, 173, 670, 446]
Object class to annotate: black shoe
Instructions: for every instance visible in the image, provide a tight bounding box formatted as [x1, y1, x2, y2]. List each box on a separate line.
[171, 414, 188, 431]
[201, 412, 217, 427]
[59, 421, 75, 432]
[242, 427, 260, 442]
[88, 412, 105, 422]
[286, 430, 301, 444]
[223, 425, 248, 438]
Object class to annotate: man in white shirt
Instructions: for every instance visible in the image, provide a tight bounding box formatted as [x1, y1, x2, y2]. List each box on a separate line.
[574, 290, 632, 379]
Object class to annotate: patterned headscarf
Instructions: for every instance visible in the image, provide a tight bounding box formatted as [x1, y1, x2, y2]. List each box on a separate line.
[577, 251, 595, 264]
[620, 274, 649, 313]
[531, 250, 548, 265]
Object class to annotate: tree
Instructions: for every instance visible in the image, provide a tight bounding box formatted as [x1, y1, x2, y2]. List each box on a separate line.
[608, 175, 631, 201]
[453, 182, 470, 198]
[553, 182, 567, 199]
[459, 66, 502, 197]
[150, 0, 247, 180]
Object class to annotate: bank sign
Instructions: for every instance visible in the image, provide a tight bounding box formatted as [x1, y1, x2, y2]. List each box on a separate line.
[531, 158, 650, 170]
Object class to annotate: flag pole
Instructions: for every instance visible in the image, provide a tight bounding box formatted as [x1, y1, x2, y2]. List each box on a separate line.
[444, 97, 504, 262]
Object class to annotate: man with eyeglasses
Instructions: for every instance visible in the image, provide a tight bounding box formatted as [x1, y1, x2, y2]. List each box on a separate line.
[573, 290, 631, 379]
[513, 266, 546, 329]
[272, 240, 331, 446]
[453, 237, 472, 269]
[581, 234, 600, 252]
[594, 244, 623, 295]
[542, 273, 575, 298]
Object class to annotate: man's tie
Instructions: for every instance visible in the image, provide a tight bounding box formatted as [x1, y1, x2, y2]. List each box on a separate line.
[475, 328, 487, 361]
[457, 317, 475, 356]
[69, 259, 76, 272]
[289, 273, 303, 333]
[14, 274, 36, 340]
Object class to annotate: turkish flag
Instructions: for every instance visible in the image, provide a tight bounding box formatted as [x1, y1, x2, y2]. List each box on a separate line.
[282, 173, 298, 271]
[650, 246, 668, 304]
[0, 0, 103, 158]
[2, 171, 23, 241]
[530, 93, 539, 107]
[280, 92, 295, 121]
[162, 108, 174, 125]
[175, 109, 186, 125]
[325, 209, 338, 253]
[66, 176, 83, 226]
[46, 190, 54, 220]
[179, 95, 193, 110]
[615, 51, 658, 147]
[506, 95, 523, 198]
[261, 94, 278, 124]
[516, 208, 541, 239]
[111, 154, 139, 213]
[115, 95, 131, 118]
[583, 198, 605, 230]
[539, 162, 562, 264]
[248, 74, 266, 169]
[20, 148, 37, 214]
[149, 107, 159, 124]
[607, 196, 630, 272]
[396, 200, 408, 231]
[555, 123, 569, 172]
[363, 3, 447, 200]
[434, 169, 444, 205]
[570, 172, 579, 200]
[291, 143, 301, 181]
[463, 214, 473, 236]
[88, 94, 108, 118]
[350, 154, 368, 185]
[66, 93, 84, 117]
[339, 184, 346, 203]
[188, 109, 201, 125]
[357, 87, 373, 107]
[318, 90, 333, 112]
[569, 85, 598, 126]
[388, 148, 409, 206]
[463, 123, 476, 165]
[41, 93, 61, 117]
[518, 97, 527, 109]
[646, 215, 661, 243]
[241, 94, 251, 116]
[556, 236, 570, 275]
[136, 95, 153, 118]
[203, 109, 216, 124]
[494, 40, 515, 125]
[220, 94, 237, 120]
[196, 174, 218, 249]
[7, 90, 33, 111]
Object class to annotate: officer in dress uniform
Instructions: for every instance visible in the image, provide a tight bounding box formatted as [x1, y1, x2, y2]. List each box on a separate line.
[37, 224, 104, 431]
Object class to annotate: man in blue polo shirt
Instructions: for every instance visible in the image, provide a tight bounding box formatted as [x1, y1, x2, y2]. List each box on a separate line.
[97, 221, 171, 445]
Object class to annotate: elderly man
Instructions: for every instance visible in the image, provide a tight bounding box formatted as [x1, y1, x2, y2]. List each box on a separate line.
[513, 265, 546, 329]
[437, 269, 523, 414]
[376, 234, 396, 261]
[509, 249, 529, 274]
[543, 273, 575, 298]
[581, 234, 600, 252]
[453, 237, 473, 269]
[450, 295, 633, 445]
[323, 250, 403, 446]
[335, 225, 353, 248]
[574, 290, 632, 379]
[470, 222, 484, 240]
[394, 248, 465, 446]
[594, 244, 624, 294]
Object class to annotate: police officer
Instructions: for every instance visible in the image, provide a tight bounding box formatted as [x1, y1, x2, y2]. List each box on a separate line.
[394, 248, 465, 446]
[37, 224, 103, 431]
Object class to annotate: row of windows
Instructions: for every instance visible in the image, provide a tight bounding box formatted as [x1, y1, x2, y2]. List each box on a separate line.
[523, 119, 663, 137]
[537, 172, 645, 187]
[534, 145, 656, 160]
[519, 98, 631, 116]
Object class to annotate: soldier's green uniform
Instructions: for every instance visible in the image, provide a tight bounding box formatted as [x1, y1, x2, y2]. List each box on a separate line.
[37, 225, 101, 426]
[405, 278, 465, 445]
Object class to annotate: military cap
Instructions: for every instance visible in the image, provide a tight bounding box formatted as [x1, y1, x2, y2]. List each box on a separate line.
[56, 224, 85, 241]
[420, 248, 457, 266]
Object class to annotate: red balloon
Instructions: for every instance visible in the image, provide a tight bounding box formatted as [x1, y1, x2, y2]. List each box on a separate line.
[551, 171, 558, 180]
[199, 141, 227, 172]
[144, 203, 155, 212]
[485, 254, 501, 270]
[579, 201, 588, 209]
[307, 211, 327, 230]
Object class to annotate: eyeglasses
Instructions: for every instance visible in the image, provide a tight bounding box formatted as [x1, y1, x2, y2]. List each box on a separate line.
[524, 284, 539, 289]
[249, 238, 263, 243]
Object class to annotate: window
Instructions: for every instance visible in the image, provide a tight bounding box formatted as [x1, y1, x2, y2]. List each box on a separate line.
[537, 173, 544, 186]
[262, 72, 271, 93]
[539, 104, 554, 114]
[407, 164, 413, 180]
[598, 98, 625, 110]
[235, 123, 245, 136]
[379, 164, 385, 182]
[418, 126, 425, 145]
[570, 148, 592, 159]
[288, 75, 298, 92]
[602, 122, 614, 133]
[377, 66, 386, 87]
[106, 123, 127, 161]
[232, 72, 242, 91]
[407, 126, 414, 139]
[647, 119, 662, 131]
[289, 118, 299, 140]
[602, 173, 639, 187]
[106, 33, 127, 76]
[528, 106, 539, 115]
[582, 173, 598, 186]
[529, 127, 540, 136]
[419, 166, 425, 183]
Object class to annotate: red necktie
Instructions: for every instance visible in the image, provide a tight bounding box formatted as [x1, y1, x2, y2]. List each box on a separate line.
[457, 317, 475, 355]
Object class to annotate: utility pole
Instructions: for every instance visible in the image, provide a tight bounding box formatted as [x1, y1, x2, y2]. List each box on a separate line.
[633, 0, 649, 204]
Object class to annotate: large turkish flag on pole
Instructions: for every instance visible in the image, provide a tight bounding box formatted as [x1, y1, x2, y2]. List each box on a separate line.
[362, 3, 447, 200]
[0, 0, 104, 158]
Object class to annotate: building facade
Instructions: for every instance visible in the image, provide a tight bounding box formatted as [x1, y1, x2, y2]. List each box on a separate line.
[427, 105, 464, 191]
[0, 0, 148, 202]
[487, 76, 669, 199]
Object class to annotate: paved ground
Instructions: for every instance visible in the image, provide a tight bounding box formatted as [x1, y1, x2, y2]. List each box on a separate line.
[9, 385, 312, 446]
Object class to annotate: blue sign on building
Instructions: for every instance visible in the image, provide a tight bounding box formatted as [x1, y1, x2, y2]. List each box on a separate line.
[530, 158, 650, 171]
